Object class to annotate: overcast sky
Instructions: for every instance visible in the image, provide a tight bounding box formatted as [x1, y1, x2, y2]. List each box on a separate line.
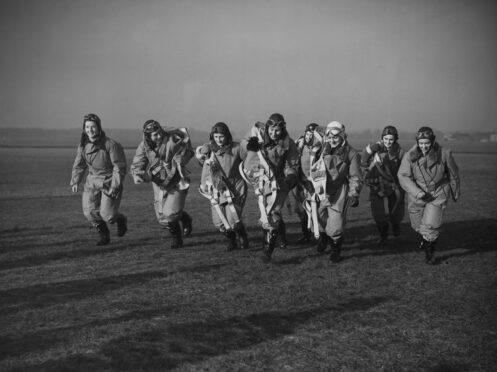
[1, 0, 496, 134]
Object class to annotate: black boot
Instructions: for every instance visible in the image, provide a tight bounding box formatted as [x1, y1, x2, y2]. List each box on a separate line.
[237, 223, 249, 250]
[297, 215, 312, 244]
[262, 229, 278, 263]
[181, 212, 193, 236]
[225, 230, 238, 251]
[329, 237, 343, 263]
[167, 221, 183, 249]
[96, 221, 110, 246]
[423, 238, 437, 265]
[116, 214, 128, 237]
[316, 232, 328, 253]
[377, 224, 389, 245]
[278, 221, 287, 249]
[392, 224, 401, 237]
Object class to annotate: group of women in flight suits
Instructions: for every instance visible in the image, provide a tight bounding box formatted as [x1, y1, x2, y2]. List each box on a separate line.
[70, 112, 460, 265]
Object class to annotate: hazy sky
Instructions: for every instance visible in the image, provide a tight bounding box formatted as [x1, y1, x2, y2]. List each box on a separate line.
[1, 0, 496, 134]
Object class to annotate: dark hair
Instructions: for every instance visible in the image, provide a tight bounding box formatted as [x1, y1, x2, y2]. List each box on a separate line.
[382, 125, 398, 141]
[80, 113, 103, 147]
[210, 122, 232, 144]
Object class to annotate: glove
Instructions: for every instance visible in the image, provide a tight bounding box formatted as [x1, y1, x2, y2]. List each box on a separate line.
[349, 195, 359, 207]
[284, 174, 298, 189]
[246, 136, 260, 152]
[303, 180, 315, 193]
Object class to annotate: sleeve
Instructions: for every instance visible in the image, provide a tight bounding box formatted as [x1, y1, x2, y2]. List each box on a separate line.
[347, 150, 363, 197]
[398, 154, 423, 197]
[130, 141, 150, 183]
[445, 149, 460, 201]
[70, 146, 87, 186]
[109, 141, 127, 190]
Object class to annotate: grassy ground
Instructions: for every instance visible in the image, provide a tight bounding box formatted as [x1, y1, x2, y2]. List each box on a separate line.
[0, 148, 496, 371]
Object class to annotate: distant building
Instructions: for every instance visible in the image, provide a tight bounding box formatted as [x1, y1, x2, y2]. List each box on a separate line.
[490, 133, 497, 142]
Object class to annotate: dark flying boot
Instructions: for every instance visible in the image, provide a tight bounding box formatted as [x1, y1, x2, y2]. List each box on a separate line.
[329, 237, 343, 263]
[392, 224, 401, 237]
[237, 223, 249, 250]
[116, 214, 128, 237]
[225, 230, 238, 252]
[297, 215, 312, 244]
[96, 221, 110, 246]
[316, 232, 328, 253]
[424, 238, 437, 265]
[261, 229, 268, 251]
[278, 221, 288, 249]
[167, 221, 183, 249]
[262, 229, 278, 263]
[181, 212, 193, 237]
[377, 223, 389, 246]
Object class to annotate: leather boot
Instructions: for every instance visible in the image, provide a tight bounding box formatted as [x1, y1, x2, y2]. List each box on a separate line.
[329, 237, 343, 263]
[424, 238, 437, 265]
[316, 232, 328, 253]
[278, 221, 287, 249]
[167, 221, 183, 249]
[116, 214, 128, 237]
[181, 212, 193, 236]
[392, 224, 401, 237]
[225, 230, 238, 251]
[377, 223, 389, 245]
[96, 221, 110, 246]
[237, 223, 249, 250]
[297, 215, 312, 244]
[262, 229, 278, 263]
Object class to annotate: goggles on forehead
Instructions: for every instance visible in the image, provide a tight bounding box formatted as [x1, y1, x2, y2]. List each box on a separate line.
[267, 119, 285, 127]
[143, 121, 161, 133]
[416, 130, 434, 140]
[84, 114, 100, 123]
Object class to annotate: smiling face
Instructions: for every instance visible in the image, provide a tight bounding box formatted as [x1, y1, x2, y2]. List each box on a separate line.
[150, 130, 163, 145]
[268, 126, 283, 141]
[84, 121, 100, 142]
[382, 134, 395, 149]
[327, 132, 343, 148]
[213, 133, 226, 147]
[418, 138, 432, 155]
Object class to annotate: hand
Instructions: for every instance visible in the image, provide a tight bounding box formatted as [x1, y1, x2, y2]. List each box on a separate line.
[349, 196, 359, 207]
[133, 175, 144, 184]
[284, 174, 298, 189]
[71, 184, 78, 193]
[106, 187, 119, 198]
[246, 136, 260, 152]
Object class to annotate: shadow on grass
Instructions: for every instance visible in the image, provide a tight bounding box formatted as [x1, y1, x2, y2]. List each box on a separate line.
[0, 263, 226, 316]
[0, 306, 176, 360]
[0, 243, 144, 271]
[341, 218, 497, 262]
[11, 296, 390, 371]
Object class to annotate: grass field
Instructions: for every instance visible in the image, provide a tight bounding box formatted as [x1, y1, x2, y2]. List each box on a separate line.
[0, 146, 496, 371]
